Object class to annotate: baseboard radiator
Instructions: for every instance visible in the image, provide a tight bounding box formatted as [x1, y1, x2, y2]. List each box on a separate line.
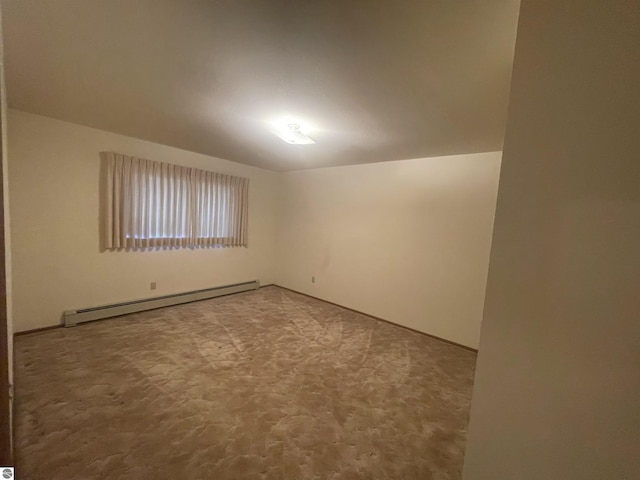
[63, 280, 260, 327]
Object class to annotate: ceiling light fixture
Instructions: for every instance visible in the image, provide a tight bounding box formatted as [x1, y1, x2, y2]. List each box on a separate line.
[270, 119, 316, 145]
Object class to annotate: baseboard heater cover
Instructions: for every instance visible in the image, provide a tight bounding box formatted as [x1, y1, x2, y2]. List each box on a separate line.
[64, 280, 260, 327]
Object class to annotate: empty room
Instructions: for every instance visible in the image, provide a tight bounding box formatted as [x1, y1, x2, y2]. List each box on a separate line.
[1, 1, 639, 479]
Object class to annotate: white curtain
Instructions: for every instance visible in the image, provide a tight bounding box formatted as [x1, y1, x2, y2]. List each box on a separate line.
[104, 152, 249, 249]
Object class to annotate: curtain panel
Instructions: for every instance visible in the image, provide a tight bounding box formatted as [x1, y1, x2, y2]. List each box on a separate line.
[103, 152, 249, 249]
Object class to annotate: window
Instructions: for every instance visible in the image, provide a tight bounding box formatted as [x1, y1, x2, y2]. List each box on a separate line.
[103, 152, 248, 249]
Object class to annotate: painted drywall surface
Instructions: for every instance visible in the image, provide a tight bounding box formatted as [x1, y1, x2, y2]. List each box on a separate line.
[462, 1, 640, 479]
[275, 152, 502, 349]
[8, 110, 278, 332]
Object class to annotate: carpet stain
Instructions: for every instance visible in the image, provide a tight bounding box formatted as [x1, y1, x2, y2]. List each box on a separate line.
[14, 286, 477, 479]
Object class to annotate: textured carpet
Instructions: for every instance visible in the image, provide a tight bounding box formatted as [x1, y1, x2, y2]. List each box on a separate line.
[14, 286, 477, 479]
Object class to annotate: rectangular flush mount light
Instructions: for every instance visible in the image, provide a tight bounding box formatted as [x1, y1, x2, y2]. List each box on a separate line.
[271, 122, 315, 144]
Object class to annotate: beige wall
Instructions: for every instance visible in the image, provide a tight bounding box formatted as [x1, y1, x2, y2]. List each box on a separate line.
[8, 110, 279, 332]
[462, 1, 640, 478]
[276, 153, 501, 349]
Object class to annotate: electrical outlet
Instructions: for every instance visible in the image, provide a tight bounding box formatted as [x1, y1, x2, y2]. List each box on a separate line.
[150, 282, 157, 290]
[311, 276, 315, 283]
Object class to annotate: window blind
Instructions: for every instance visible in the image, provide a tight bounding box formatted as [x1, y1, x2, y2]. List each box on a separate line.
[103, 152, 248, 249]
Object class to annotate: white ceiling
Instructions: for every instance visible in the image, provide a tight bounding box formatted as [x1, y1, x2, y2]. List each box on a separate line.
[3, 0, 520, 171]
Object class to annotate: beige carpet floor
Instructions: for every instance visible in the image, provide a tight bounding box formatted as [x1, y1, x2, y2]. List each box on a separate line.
[14, 286, 477, 480]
